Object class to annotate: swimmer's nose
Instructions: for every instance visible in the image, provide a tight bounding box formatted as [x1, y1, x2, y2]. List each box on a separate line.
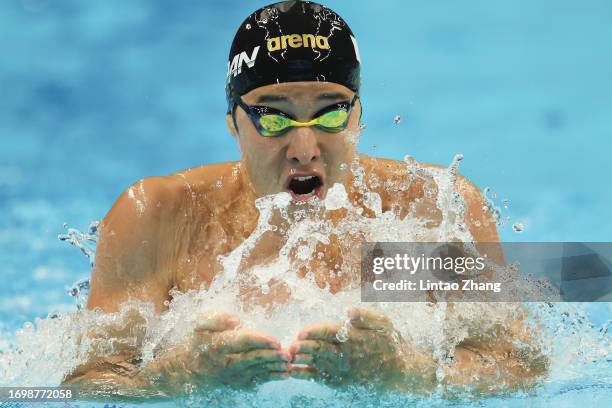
[286, 128, 321, 165]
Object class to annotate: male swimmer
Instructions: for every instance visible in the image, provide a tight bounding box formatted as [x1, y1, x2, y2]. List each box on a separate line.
[62, 0, 546, 397]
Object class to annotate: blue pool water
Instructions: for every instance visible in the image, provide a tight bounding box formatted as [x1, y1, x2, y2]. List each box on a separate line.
[0, 0, 611, 406]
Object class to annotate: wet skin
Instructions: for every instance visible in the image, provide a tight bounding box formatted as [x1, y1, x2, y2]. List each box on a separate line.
[62, 82, 545, 396]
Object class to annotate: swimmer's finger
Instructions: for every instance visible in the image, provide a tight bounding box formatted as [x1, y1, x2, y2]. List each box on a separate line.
[290, 365, 317, 380]
[297, 323, 342, 342]
[291, 340, 340, 359]
[244, 363, 290, 385]
[292, 353, 313, 365]
[226, 349, 290, 369]
[348, 307, 392, 331]
[194, 312, 240, 333]
[216, 329, 281, 353]
[243, 361, 290, 374]
[294, 351, 341, 376]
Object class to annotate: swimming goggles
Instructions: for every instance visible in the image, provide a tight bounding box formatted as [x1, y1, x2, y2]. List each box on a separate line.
[234, 94, 359, 137]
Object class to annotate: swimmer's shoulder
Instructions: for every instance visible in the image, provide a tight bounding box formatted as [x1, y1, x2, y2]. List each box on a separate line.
[101, 162, 234, 229]
[359, 154, 480, 193]
[359, 155, 409, 178]
[99, 174, 187, 254]
[357, 155, 423, 197]
[104, 161, 244, 229]
[412, 161, 486, 204]
[169, 161, 243, 196]
[358, 155, 498, 241]
[394, 159, 499, 242]
[360, 154, 444, 178]
[91, 162, 245, 309]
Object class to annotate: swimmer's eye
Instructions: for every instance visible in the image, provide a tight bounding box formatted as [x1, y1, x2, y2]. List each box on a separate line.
[259, 114, 294, 136]
[314, 109, 349, 131]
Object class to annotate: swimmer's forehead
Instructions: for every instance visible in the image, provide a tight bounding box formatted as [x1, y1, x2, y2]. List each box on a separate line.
[242, 82, 354, 105]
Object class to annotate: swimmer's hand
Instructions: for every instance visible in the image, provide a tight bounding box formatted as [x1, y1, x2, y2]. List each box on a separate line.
[157, 312, 291, 391]
[289, 307, 436, 392]
[62, 312, 290, 400]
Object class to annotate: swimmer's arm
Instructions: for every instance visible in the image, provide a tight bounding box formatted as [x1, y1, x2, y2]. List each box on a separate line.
[391, 320, 547, 395]
[437, 176, 546, 393]
[86, 177, 182, 314]
[441, 314, 549, 395]
[61, 177, 184, 399]
[446, 180, 550, 392]
[61, 344, 202, 401]
[366, 313, 545, 394]
[60, 352, 172, 401]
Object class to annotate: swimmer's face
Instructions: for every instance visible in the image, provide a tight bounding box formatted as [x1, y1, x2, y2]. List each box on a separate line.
[226, 82, 361, 202]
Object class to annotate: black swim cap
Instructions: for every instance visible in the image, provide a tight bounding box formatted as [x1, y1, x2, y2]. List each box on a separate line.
[225, 0, 361, 113]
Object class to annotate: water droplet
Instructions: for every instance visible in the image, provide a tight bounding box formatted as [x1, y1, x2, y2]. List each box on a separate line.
[394, 115, 401, 124]
[58, 222, 100, 267]
[359, 122, 367, 130]
[512, 222, 524, 233]
[339, 163, 347, 171]
[336, 325, 349, 342]
[245, 23, 251, 30]
[66, 278, 90, 310]
[337, 351, 350, 372]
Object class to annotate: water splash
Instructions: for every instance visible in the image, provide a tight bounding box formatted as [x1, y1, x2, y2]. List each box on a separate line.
[58, 221, 99, 309]
[0, 155, 609, 406]
[482, 187, 526, 234]
[58, 220, 100, 267]
[482, 186, 502, 226]
[66, 278, 90, 311]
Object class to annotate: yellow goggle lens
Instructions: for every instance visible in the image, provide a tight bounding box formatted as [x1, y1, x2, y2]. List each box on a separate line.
[259, 114, 293, 133]
[316, 109, 349, 128]
[258, 109, 350, 136]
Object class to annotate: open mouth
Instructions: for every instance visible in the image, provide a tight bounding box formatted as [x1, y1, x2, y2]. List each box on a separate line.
[286, 174, 324, 201]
